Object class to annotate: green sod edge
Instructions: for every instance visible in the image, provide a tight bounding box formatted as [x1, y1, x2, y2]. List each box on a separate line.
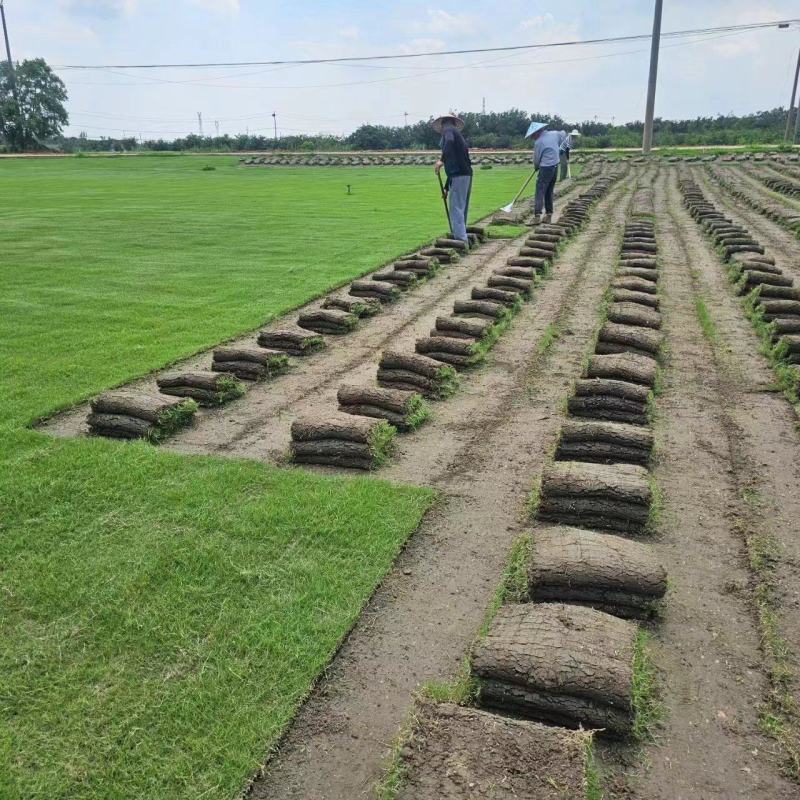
[631, 628, 664, 742]
[431, 364, 460, 399]
[215, 375, 247, 403]
[149, 399, 199, 443]
[404, 394, 432, 430]
[368, 421, 398, 468]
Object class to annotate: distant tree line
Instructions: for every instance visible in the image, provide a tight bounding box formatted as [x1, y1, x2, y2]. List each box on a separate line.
[52, 107, 792, 154]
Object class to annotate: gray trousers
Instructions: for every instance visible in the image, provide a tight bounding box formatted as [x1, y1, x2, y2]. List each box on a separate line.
[448, 174, 472, 241]
[559, 152, 569, 180]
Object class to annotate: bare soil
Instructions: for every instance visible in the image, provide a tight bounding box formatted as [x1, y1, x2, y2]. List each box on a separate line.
[596, 167, 800, 799]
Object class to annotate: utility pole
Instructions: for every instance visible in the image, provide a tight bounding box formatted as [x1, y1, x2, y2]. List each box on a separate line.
[404, 111, 408, 127]
[482, 96, 486, 115]
[642, 0, 663, 153]
[0, 0, 21, 139]
[272, 111, 277, 140]
[214, 120, 219, 137]
[197, 111, 203, 136]
[785, 48, 800, 142]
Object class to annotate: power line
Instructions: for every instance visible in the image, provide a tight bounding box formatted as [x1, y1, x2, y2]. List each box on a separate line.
[54, 19, 799, 70]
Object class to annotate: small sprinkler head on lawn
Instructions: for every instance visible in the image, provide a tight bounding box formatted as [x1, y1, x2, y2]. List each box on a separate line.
[347, 184, 352, 195]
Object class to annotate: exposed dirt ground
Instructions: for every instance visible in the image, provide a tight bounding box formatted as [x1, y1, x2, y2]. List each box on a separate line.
[590, 167, 800, 800]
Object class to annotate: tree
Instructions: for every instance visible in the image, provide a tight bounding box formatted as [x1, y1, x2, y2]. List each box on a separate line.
[0, 58, 68, 151]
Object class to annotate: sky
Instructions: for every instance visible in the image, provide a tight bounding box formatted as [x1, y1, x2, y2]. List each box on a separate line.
[5, 0, 800, 139]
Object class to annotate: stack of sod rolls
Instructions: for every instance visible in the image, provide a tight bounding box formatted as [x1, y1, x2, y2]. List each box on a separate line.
[337, 385, 430, 431]
[257, 328, 325, 356]
[212, 345, 289, 381]
[290, 413, 397, 470]
[377, 350, 459, 399]
[156, 371, 245, 406]
[88, 390, 197, 441]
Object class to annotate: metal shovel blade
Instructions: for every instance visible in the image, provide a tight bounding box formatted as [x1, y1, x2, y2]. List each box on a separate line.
[501, 202, 514, 213]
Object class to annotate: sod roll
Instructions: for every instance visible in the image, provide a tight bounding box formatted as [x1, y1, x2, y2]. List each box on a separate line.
[349, 279, 401, 303]
[157, 371, 244, 406]
[297, 309, 358, 335]
[322, 295, 382, 317]
[88, 391, 196, 441]
[529, 525, 667, 618]
[472, 603, 637, 735]
[257, 328, 325, 355]
[555, 419, 654, 465]
[606, 302, 662, 330]
[337, 384, 429, 431]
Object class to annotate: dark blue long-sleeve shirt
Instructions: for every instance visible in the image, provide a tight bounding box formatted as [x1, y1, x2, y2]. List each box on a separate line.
[440, 127, 472, 183]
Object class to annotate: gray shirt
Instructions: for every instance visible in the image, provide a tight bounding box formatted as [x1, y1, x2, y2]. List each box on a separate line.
[533, 130, 567, 168]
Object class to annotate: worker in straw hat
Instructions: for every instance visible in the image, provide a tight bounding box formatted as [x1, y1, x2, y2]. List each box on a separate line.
[525, 120, 568, 224]
[433, 112, 473, 244]
[559, 129, 581, 181]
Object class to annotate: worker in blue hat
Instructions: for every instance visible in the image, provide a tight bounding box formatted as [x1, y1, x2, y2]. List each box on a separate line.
[525, 120, 568, 224]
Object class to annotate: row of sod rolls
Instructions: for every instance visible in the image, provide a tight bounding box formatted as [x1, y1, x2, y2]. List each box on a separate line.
[705, 164, 800, 239]
[289, 173, 624, 471]
[84, 225, 490, 442]
[679, 176, 800, 397]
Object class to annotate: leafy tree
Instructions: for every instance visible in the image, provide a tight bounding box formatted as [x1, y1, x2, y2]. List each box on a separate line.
[0, 58, 68, 151]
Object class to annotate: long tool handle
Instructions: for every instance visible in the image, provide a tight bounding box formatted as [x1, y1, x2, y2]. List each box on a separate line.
[436, 171, 451, 231]
[509, 168, 538, 208]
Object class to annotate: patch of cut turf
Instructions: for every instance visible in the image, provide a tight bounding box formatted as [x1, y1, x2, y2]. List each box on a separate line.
[368, 420, 398, 467]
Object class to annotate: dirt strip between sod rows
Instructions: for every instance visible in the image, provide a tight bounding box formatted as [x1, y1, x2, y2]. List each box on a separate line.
[37, 184, 587, 455]
[245, 174, 636, 799]
[598, 167, 800, 799]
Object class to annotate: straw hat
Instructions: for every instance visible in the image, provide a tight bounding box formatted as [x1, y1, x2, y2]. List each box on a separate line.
[525, 120, 548, 138]
[570, 129, 582, 136]
[433, 112, 465, 133]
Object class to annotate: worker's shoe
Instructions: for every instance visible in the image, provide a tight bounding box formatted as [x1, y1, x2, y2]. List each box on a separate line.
[543, 213, 553, 224]
[533, 214, 542, 225]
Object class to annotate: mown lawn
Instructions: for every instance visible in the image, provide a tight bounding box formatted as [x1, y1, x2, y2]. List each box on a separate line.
[0, 155, 530, 799]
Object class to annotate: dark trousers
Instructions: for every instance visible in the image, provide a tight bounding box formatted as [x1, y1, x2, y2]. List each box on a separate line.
[535, 165, 558, 214]
[559, 152, 569, 180]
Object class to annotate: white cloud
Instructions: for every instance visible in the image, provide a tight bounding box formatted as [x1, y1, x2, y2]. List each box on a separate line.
[338, 26, 361, 40]
[520, 14, 554, 30]
[396, 38, 447, 55]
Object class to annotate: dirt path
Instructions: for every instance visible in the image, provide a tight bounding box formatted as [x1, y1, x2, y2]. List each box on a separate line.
[600, 167, 800, 799]
[247, 175, 636, 799]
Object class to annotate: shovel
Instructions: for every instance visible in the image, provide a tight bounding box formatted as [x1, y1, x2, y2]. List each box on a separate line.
[501, 167, 538, 213]
[436, 171, 451, 231]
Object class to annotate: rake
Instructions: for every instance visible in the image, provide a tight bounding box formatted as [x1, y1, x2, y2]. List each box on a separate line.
[501, 168, 538, 213]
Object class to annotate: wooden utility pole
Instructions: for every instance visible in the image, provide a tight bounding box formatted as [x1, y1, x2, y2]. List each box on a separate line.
[1, 0, 19, 104]
[642, 0, 663, 153]
[272, 111, 277, 140]
[785, 48, 800, 142]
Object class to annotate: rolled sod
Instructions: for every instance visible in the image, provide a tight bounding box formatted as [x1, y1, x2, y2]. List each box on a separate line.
[528, 232, 562, 243]
[586, 353, 657, 388]
[555, 419, 654, 465]
[730, 261, 783, 278]
[476, 285, 525, 306]
[606, 302, 662, 330]
[436, 237, 468, 251]
[378, 350, 459, 399]
[612, 276, 658, 294]
[524, 238, 557, 253]
[256, 329, 325, 356]
[597, 322, 663, 359]
[453, 299, 509, 321]
[537, 461, 653, 535]
[418, 246, 459, 263]
[619, 257, 658, 269]
[618, 267, 659, 282]
[297, 308, 359, 335]
[212, 344, 289, 381]
[394, 700, 590, 800]
[337, 384, 429, 431]
[728, 252, 775, 266]
[290, 413, 396, 469]
[349, 279, 402, 303]
[393, 258, 439, 277]
[416, 336, 481, 369]
[88, 390, 197, 441]
[516, 248, 553, 262]
[157, 370, 245, 406]
[753, 285, 800, 301]
[621, 241, 657, 254]
[567, 395, 648, 424]
[434, 315, 494, 340]
[529, 525, 667, 618]
[472, 603, 637, 735]
[758, 299, 800, 321]
[771, 318, 800, 338]
[322, 295, 382, 317]
[736, 269, 792, 290]
[724, 244, 765, 259]
[372, 268, 419, 288]
[610, 289, 659, 309]
[494, 265, 536, 280]
[466, 224, 488, 240]
[487, 275, 533, 296]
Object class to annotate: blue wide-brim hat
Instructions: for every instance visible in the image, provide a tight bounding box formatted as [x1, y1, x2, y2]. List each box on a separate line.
[525, 121, 548, 138]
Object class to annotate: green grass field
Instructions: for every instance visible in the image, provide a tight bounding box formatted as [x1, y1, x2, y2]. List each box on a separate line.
[0, 156, 531, 799]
